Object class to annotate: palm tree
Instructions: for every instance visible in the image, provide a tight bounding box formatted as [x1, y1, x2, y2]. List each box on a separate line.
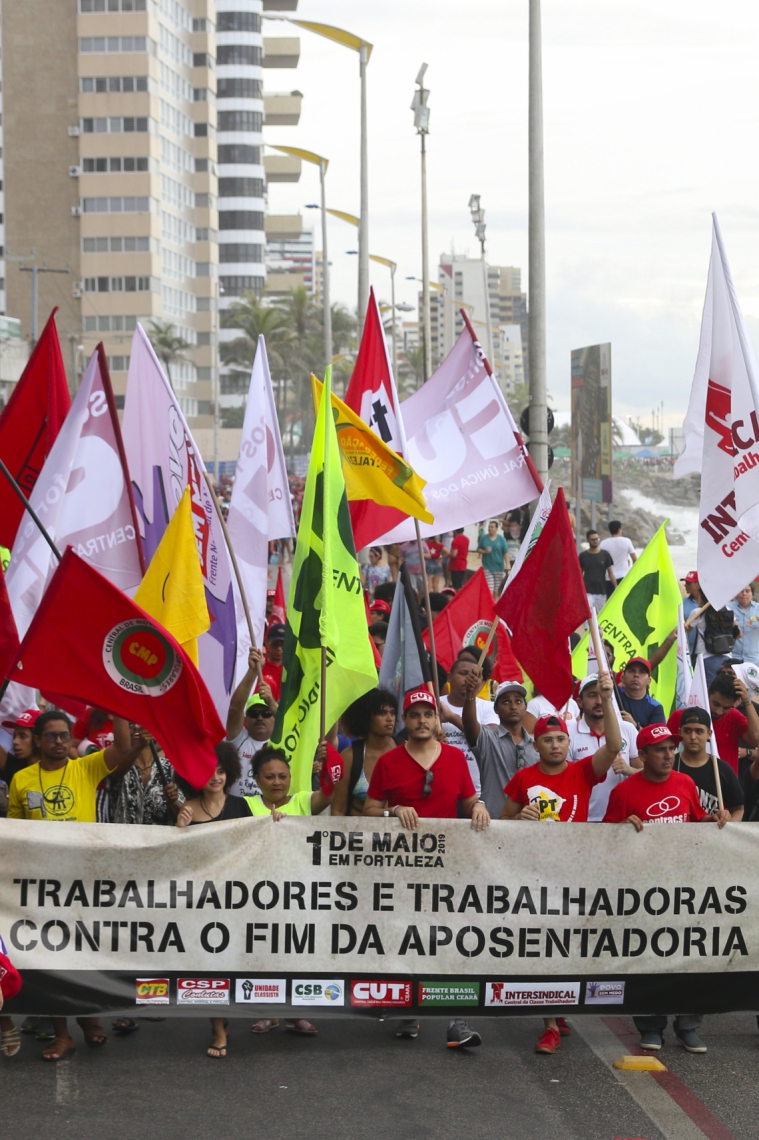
[147, 321, 190, 389]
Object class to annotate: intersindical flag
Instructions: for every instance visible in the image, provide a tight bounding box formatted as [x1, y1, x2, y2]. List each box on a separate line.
[272, 368, 377, 793]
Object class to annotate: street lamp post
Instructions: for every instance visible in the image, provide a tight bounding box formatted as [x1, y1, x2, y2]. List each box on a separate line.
[369, 255, 397, 377]
[528, 0, 549, 486]
[411, 65, 431, 381]
[468, 195, 494, 370]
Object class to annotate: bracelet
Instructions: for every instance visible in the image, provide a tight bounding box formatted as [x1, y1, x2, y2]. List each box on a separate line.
[392, 804, 402, 817]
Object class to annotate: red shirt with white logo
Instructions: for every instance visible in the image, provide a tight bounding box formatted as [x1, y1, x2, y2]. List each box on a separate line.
[503, 755, 602, 822]
[367, 742, 476, 817]
[261, 662, 282, 701]
[603, 770, 707, 824]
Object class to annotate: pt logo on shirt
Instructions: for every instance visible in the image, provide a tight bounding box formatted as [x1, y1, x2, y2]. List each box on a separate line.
[526, 785, 566, 821]
[103, 619, 183, 696]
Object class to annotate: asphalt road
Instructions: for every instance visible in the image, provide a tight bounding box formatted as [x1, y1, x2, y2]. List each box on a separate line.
[3, 1011, 757, 1139]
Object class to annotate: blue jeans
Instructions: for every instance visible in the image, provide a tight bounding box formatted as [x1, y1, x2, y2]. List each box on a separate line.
[703, 655, 727, 688]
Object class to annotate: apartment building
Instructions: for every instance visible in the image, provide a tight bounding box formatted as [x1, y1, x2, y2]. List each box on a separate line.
[2, 0, 218, 425]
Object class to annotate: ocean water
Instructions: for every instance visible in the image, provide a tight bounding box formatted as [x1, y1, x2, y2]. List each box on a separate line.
[618, 488, 699, 579]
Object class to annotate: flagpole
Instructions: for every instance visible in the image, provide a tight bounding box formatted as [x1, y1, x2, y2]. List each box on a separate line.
[476, 574, 509, 667]
[0, 457, 62, 563]
[711, 751, 725, 813]
[202, 469, 264, 687]
[414, 518, 441, 705]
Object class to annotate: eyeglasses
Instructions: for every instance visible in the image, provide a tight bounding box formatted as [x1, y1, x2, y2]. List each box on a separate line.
[422, 770, 434, 797]
[41, 731, 72, 743]
[246, 708, 274, 720]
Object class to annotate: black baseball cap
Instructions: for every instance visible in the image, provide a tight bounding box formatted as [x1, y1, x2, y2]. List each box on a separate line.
[266, 622, 286, 641]
[680, 707, 712, 730]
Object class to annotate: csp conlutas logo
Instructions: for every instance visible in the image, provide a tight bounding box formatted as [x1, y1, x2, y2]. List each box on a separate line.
[103, 620, 183, 696]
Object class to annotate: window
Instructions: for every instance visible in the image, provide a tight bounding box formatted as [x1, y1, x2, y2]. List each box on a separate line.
[81, 76, 148, 92]
[107, 356, 131, 373]
[192, 17, 207, 31]
[82, 196, 151, 213]
[193, 52, 214, 68]
[218, 111, 262, 133]
[219, 244, 262, 263]
[219, 275, 263, 297]
[82, 117, 149, 133]
[219, 178, 263, 198]
[80, 0, 146, 9]
[217, 77, 262, 100]
[217, 45, 261, 66]
[195, 158, 208, 173]
[194, 123, 208, 137]
[216, 11, 261, 32]
[81, 156, 150, 172]
[218, 144, 260, 165]
[193, 88, 208, 102]
[195, 193, 212, 208]
[218, 211, 263, 231]
[84, 315, 140, 332]
[84, 276, 151, 293]
[82, 236, 151, 252]
[79, 36, 152, 53]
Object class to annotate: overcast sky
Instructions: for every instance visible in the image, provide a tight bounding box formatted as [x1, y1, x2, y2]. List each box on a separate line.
[264, 0, 759, 427]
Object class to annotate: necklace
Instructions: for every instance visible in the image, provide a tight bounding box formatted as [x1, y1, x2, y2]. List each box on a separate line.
[38, 761, 69, 817]
[199, 792, 226, 820]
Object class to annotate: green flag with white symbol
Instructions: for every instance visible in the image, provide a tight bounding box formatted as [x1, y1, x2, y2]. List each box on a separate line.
[272, 366, 377, 792]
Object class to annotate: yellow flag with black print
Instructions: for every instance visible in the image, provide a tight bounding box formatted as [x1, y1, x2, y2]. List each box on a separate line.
[272, 366, 377, 792]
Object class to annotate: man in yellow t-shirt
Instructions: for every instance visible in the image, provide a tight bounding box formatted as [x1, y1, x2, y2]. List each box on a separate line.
[6, 707, 135, 1060]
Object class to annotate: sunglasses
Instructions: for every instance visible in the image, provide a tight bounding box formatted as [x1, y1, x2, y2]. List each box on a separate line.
[422, 770, 434, 797]
[41, 731, 72, 743]
[246, 707, 274, 720]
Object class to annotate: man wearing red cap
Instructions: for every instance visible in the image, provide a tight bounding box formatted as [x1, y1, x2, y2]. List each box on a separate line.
[369, 599, 392, 621]
[617, 657, 666, 728]
[0, 708, 41, 800]
[499, 671, 621, 1056]
[364, 687, 489, 1050]
[604, 722, 730, 1054]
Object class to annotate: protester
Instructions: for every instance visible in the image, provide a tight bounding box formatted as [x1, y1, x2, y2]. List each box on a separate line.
[579, 530, 616, 612]
[686, 585, 739, 684]
[500, 672, 621, 1054]
[477, 520, 510, 597]
[261, 623, 286, 700]
[569, 674, 640, 820]
[0, 708, 41, 798]
[707, 674, 759, 776]
[503, 515, 523, 560]
[0, 931, 23, 1059]
[617, 658, 666, 728]
[399, 538, 429, 592]
[448, 527, 470, 590]
[369, 598, 392, 622]
[729, 586, 759, 665]
[385, 542, 401, 583]
[113, 726, 182, 826]
[225, 646, 276, 796]
[368, 621, 388, 658]
[424, 536, 448, 592]
[523, 690, 579, 734]
[461, 672, 539, 817]
[440, 530, 454, 587]
[332, 689, 399, 816]
[361, 546, 392, 595]
[603, 723, 729, 1055]
[675, 708, 744, 820]
[245, 742, 342, 818]
[439, 657, 499, 794]
[600, 520, 636, 595]
[364, 688, 489, 1049]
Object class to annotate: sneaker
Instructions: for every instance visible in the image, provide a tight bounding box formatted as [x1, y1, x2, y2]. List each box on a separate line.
[675, 1028, 707, 1053]
[535, 1027, 561, 1054]
[446, 1019, 482, 1048]
[640, 1031, 664, 1050]
[395, 1019, 420, 1039]
[556, 1017, 571, 1037]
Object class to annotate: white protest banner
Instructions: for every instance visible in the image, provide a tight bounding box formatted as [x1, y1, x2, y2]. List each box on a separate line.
[675, 603, 693, 710]
[2, 818, 757, 1018]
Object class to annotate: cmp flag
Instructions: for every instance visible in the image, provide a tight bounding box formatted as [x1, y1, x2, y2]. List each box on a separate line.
[272, 368, 377, 793]
[571, 522, 682, 714]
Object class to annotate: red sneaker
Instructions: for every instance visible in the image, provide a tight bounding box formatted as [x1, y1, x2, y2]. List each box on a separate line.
[556, 1017, 571, 1037]
[535, 1026, 561, 1054]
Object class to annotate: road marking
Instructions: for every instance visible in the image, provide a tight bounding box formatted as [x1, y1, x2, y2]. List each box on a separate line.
[55, 1065, 79, 1106]
[572, 1017, 734, 1140]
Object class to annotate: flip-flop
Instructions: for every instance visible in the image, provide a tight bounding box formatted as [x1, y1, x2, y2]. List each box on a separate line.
[206, 1043, 227, 1059]
[251, 1019, 279, 1034]
[285, 1019, 318, 1036]
[77, 1019, 107, 1048]
[112, 1018, 140, 1035]
[42, 1036, 76, 1062]
[1, 1027, 21, 1058]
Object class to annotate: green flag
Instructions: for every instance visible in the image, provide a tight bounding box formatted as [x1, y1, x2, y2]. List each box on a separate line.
[272, 366, 377, 792]
[571, 522, 682, 714]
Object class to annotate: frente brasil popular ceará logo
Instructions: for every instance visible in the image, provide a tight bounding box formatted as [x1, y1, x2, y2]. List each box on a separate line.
[103, 619, 183, 696]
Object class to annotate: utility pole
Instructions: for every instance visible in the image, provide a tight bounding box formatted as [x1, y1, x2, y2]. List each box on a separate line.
[358, 42, 370, 334]
[19, 262, 70, 348]
[528, 0, 549, 486]
[469, 194, 494, 370]
[412, 64, 431, 381]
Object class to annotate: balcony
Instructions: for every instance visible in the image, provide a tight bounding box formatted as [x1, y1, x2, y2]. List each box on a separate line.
[263, 91, 302, 126]
[263, 37, 300, 68]
[263, 154, 301, 182]
[265, 214, 303, 241]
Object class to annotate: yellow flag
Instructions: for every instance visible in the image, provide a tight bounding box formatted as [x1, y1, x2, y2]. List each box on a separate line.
[311, 375, 433, 524]
[134, 486, 209, 664]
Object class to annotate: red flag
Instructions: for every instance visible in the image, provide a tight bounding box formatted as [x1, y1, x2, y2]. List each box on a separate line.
[0, 309, 70, 548]
[271, 566, 286, 625]
[363, 590, 382, 669]
[495, 488, 590, 707]
[8, 549, 225, 788]
[344, 288, 407, 549]
[423, 567, 522, 681]
[0, 564, 19, 680]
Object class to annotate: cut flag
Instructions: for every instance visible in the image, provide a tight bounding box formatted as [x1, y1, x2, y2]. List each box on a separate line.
[496, 488, 589, 708]
[424, 567, 522, 682]
[0, 308, 70, 548]
[226, 336, 295, 668]
[7, 549, 225, 788]
[272, 367, 378, 792]
[134, 486, 209, 664]
[311, 374, 432, 525]
[571, 522, 681, 715]
[378, 562, 432, 730]
[674, 214, 759, 609]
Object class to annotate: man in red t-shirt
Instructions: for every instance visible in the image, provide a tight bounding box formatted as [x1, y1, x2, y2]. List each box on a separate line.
[449, 528, 470, 591]
[365, 687, 489, 1050]
[500, 671, 621, 1054]
[604, 722, 729, 1055]
[668, 672, 759, 775]
[261, 622, 285, 702]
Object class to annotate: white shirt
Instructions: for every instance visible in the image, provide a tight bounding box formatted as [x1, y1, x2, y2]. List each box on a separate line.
[439, 694, 499, 795]
[527, 694, 580, 722]
[600, 536, 636, 580]
[228, 728, 268, 797]
[567, 718, 639, 821]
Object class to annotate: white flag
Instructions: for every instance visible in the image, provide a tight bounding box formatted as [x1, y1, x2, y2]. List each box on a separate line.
[226, 336, 295, 664]
[688, 654, 720, 757]
[674, 604, 693, 710]
[501, 481, 552, 592]
[675, 215, 759, 608]
[121, 325, 238, 716]
[0, 348, 143, 723]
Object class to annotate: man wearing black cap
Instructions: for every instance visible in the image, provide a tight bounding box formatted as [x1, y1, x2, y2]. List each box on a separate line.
[676, 707, 744, 820]
[262, 622, 286, 701]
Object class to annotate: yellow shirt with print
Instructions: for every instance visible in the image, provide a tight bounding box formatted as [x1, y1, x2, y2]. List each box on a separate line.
[7, 751, 111, 822]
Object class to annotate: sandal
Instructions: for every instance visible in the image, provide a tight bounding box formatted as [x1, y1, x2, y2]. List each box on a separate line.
[42, 1035, 76, 1062]
[112, 1018, 140, 1035]
[77, 1018, 107, 1047]
[1, 1026, 21, 1058]
[207, 1023, 228, 1059]
[285, 1019, 318, 1036]
[251, 1018, 279, 1034]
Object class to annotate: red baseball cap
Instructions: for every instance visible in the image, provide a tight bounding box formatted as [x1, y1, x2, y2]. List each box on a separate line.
[681, 571, 699, 583]
[1, 708, 40, 731]
[637, 723, 680, 749]
[624, 656, 651, 673]
[266, 589, 276, 597]
[403, 688, 436, 712]
[370, 600, 392, 616]
[533, 713, 569, 739]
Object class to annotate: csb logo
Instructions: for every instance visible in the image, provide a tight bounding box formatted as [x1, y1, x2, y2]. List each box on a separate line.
[135, 978, 170, 1005]
[103, 619, 183, 697]
[292, 980, 344, 1006]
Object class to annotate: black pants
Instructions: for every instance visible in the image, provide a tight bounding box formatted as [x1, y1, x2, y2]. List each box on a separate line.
[451, 570, 465, 590]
